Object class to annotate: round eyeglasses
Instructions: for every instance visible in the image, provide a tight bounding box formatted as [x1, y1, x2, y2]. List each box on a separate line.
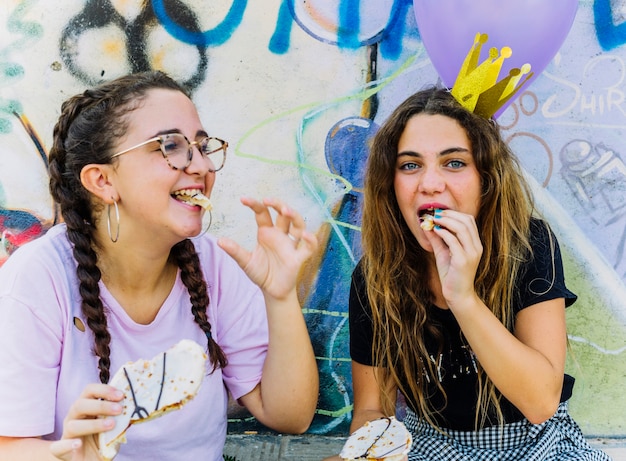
[111, 132, 227, 172]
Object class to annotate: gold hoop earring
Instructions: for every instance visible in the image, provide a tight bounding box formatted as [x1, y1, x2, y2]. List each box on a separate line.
[107, 200, 120, 243]
[191, 210, 212, 240]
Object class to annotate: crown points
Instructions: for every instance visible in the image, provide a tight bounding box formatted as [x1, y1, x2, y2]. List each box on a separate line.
[450, 33, 533, 118]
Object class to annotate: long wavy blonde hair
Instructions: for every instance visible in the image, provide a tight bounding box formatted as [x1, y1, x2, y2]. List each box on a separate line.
[361, 87, 535, 429]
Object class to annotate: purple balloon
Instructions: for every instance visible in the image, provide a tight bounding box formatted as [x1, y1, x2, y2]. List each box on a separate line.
[413, 0, 577, 118]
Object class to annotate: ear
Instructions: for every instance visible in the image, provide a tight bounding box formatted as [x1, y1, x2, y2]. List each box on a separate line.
[80, 164, 118, 204]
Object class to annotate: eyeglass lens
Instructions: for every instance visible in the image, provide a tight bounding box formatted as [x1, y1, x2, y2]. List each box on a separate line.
[161, 133, 225, 171]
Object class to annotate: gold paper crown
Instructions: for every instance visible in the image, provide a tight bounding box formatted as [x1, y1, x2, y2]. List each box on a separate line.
[451, 32, 534, 119]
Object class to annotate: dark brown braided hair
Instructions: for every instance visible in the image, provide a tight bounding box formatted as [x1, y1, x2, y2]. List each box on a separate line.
[48, 71, 227, 384]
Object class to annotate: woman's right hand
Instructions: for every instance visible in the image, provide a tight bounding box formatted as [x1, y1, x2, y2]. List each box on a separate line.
[217, 197, 318, 302]
[49, 384, 123, 461]
[425, 209, 483, 311]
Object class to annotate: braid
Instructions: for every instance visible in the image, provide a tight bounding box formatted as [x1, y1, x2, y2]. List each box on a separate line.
[73, 227, 112, 384]
[172, 239, 227, 371]
[48, 71, 190, 383]
[49, 93, 113, 383]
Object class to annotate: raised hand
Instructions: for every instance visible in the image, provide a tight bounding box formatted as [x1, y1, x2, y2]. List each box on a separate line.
[217, 197, 318, 300]
[425, 209, 483, 310]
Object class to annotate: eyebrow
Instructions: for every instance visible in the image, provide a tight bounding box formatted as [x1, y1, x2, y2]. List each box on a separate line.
[150, 128, 209, 139]
[397, 147, 470, 158]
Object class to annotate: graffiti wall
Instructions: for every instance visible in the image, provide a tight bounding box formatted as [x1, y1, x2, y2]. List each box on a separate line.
[1, 0, 625, 437]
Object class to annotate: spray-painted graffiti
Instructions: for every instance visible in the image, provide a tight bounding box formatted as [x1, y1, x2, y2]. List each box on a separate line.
[594, 0, 626, 51]
[0, 111, 51, 264]
[0, 0, 41, 133]
[60, 0, 208, 90]
[560, 140, 626, 276]
[1, 0, 625, 437]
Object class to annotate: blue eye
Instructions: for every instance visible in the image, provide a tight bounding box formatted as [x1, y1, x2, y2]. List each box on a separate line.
[162, 140, 177, 150]
[399, 162, 419, 171]
[447, 160, 465, 169]
[161, 134, 188, 155]
[162, 138, 176, 148]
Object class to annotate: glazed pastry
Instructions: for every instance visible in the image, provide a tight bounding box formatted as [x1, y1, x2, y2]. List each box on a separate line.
[339, 416, 412, 460]
[98, 340, 207, 460]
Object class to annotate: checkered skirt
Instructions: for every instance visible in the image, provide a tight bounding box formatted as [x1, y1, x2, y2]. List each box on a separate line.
[403, 402, 612, 460]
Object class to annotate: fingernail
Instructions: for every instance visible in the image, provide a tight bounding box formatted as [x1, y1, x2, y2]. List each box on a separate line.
[434, 225, 441, 230]
[434, 209, 442, 218]
[72, 440, 81, 450]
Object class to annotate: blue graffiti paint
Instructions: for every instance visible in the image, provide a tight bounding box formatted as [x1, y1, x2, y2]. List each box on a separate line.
[304, 117, 379, 434]
[269, 0, 294, 54]
[1, 64, 23, 80]
[1, 0, 40, 134]
[594, 0, 626, 51]
[0, 119, 11, 135]
[287, 0, 384, 47]
[5, 0, 43, 50]
[0, 208, 45, 259]
[284, 0, 409, 57]
[152, 0, 247, 46]
[0, 96, 23, 135]
[379, 0, 413, 60]
[338, 0, 361, 49]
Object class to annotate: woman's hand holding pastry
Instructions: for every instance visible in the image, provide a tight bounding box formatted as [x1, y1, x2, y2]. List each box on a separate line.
[218, 197, 318, 300]
[425, 209, 483, 310]
[49, 384, 123, 461]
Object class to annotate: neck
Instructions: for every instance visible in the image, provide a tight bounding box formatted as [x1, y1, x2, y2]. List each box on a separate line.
[96, 243, 180, 324]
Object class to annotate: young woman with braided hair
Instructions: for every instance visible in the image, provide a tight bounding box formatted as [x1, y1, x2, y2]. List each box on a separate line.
[325, 88, 610, 460]
[0, 71, 319, 461]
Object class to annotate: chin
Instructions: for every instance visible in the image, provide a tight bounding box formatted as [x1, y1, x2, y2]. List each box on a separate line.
[186, 228, 204, 239]
[414, 233, 433, 253]
[173, 223, 203, 240]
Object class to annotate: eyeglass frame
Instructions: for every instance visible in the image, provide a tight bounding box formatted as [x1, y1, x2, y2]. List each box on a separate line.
[110, 133, 228, 172]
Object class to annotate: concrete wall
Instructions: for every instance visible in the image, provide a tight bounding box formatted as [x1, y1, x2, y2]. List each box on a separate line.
[1, 0, 625, 437]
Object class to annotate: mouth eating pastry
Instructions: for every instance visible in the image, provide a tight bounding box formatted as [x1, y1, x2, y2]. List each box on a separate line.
[98, 339, 207, 461]
[339, 416, 412, 460]
[419, 208, 436, 231]
[172, 189, 212, 211]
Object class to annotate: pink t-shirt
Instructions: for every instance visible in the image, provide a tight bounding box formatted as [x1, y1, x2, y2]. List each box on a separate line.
[0, 224, 268, 461]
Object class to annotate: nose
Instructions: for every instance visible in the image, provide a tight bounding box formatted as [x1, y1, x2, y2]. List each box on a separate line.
[184, 143, 211, 175]
[418, 166, 445, 194]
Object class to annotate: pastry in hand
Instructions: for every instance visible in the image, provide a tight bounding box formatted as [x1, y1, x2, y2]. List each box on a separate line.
[339, 416, 412, 460]
[98, 339, 207, 460]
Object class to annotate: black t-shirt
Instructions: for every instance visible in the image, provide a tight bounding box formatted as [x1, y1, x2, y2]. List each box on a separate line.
[349, 219, 577, 430]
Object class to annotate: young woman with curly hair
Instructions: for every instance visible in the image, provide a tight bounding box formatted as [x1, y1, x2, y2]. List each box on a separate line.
[327, 87, 610, 460]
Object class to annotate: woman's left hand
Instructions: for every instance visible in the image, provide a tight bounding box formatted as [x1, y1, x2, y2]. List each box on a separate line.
[425, 209, 483, 309]
[217, 197, 318, 300]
